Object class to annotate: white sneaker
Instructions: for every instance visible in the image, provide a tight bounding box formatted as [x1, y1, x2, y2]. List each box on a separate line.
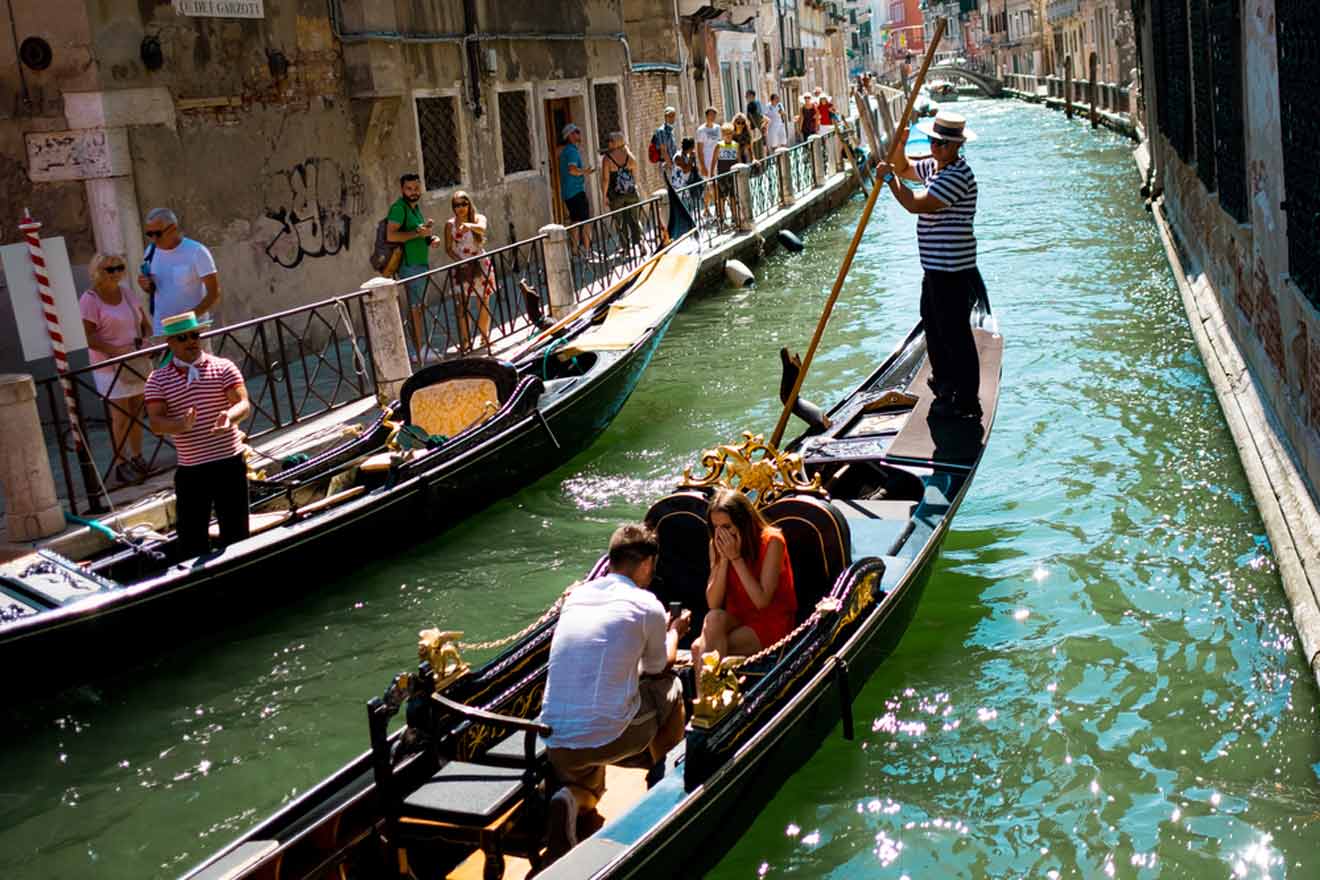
[548, 787, 578, 859]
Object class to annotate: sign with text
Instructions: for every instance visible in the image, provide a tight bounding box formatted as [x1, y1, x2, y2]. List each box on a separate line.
[25, 128, 130, 183]
[173, 0, 264, 18]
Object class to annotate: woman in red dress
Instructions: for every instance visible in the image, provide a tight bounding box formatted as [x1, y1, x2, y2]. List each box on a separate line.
[692, 488, 797, 657]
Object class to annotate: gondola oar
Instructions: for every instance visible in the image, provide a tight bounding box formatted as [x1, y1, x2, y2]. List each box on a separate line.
[769, 16, 947, 449]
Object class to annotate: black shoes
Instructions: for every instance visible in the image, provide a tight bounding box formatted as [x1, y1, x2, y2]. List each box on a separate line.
[930, 395, 981, 421]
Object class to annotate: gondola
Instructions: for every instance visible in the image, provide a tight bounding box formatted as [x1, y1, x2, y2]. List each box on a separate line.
[180, 307, 1003, 880]
[0, 241, 701, 685]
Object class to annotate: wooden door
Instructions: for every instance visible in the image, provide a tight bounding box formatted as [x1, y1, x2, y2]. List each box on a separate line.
[544, 98, 573, 224]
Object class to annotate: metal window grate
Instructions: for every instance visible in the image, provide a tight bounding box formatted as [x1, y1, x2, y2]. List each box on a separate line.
[498, 91, 533, 175]
[1162, 0, 1193, 162]
[1190, 0, 1216, 191]
[1150, 0, 1170, 139]
[416, 96, 461, 191]
[594, 83, 621, 152]
[1278, 0, 1320, 307]
[1209, 0, 1247, 222]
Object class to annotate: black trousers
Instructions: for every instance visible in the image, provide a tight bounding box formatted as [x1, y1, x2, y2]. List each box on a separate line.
[920, 267, 984, 407]
[175, 453, 249, 558]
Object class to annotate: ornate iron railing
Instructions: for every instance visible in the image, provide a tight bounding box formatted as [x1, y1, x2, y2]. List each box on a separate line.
[747, 155, 782, 220]
[37, 290, 377, 515]
[408, 236, 550, 362]
[675, 170, 741, 248]
[565, 196, 665, 300]
[788, 142, 814, 197]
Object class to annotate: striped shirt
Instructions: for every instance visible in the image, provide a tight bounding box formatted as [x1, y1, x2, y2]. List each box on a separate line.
[144, 354, 245, 467]
[913, 157, 978, 272]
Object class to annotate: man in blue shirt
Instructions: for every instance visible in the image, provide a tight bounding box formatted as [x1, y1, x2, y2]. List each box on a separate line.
[558, 123, 595, 249]
[653, 106, 678, 172]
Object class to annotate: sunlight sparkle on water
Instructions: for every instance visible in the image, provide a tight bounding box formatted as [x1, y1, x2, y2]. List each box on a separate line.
[1032, 566, 1049, 582]
[1013, 607, 1030, 620]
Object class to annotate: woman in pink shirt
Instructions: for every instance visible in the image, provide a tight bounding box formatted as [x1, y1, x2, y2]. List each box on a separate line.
[79, 252, 152, 485]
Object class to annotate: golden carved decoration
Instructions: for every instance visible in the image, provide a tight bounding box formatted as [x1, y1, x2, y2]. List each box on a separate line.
[861, 390, 919, 412]
[691, 650, 745, 729]
[680, 432, 824, 507]
[418, 628, 470, 690]
[835, 571, 878, 632]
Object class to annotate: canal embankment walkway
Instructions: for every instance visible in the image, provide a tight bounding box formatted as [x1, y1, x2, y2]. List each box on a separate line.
[0, 127, 863, 564]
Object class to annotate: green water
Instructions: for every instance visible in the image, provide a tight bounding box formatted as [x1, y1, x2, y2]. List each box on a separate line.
[3, 100, 1317, 879]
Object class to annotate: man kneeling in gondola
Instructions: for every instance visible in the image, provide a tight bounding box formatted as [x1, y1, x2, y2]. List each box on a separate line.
[541, 523, 692, 860]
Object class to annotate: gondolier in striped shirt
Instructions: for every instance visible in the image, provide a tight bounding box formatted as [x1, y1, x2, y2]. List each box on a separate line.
[878, 110, 986, 420]
[145, 311, 251, 557]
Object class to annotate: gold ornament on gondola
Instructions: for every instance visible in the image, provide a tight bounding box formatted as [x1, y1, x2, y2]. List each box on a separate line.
[680, 432, 824, 508]
[418, 628, 470, 689]
[691, 650, 745, 729]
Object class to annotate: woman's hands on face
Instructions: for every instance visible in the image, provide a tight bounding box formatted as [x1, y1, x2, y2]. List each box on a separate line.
[714, 526, 741, 561]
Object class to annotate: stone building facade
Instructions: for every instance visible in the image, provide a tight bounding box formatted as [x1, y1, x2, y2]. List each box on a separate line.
[1134, 0, 1320, 500]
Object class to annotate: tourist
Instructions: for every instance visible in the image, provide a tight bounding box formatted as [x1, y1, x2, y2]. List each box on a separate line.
[671, 136, 703, 219]
[764, 94, 789, 151]
[558, 123, 595, 251]
[714, 123, 740, 227]
[144, 311, 251, 558]
[601, 130, 644, 254]
[80, 252, 152, 485]
[814, 88, 835, 133]
[876, 110, 984, 420]
[745, 90, 767, 159]
[797, 95, 819, 142]
[138, 208, 220, 337]
[652, 106, 678, 172]
[691, 488, 797, 658]
[443, 190, 495, 353]
[695, 107, 722, 209]
[541, 523, 691, 860]
[386, 173, 440, 358]
[731, 113, 754, 165]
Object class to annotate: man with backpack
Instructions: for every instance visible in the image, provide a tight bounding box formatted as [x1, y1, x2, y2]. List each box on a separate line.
[384, 172, 439, 358]
[650, 106, 678, 176]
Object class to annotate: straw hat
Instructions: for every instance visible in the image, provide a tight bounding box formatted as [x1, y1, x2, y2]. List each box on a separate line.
[914, 109, 978, 143]
[160, 311, 213, 337]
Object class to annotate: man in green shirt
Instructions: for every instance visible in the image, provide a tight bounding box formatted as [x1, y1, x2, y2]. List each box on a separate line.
[387, 172, 439, 356]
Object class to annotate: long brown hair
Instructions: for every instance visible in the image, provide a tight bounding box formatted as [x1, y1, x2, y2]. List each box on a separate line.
[707, 487, 768, 564]
[450, 189, 477, 223]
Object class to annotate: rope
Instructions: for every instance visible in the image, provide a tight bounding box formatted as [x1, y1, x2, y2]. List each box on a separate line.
[335, 298, 370, 379]
[456, 594, 566, 652]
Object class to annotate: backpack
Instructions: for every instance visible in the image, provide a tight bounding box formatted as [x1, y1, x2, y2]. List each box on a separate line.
[647, 134, 662, 164]
[370, 217, 402, 274]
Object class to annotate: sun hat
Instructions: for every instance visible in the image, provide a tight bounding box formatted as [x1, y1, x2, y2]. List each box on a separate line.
[160, 310, 213, 337]
[915, 109, 977, 143]
[561, 122, 581, 140]
[663, 105, 677, 115]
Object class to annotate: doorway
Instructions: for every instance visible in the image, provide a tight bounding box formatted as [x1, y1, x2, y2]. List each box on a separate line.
[544, 97, 574, 224]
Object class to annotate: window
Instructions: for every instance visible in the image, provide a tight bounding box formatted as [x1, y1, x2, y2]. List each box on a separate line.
[498, 90, 533, 176]
[1209, 0, 1247, 222]
[415, 95, 461, 191]
[1190, 0, 1216, 191]
[742, 61, 754, 103]
[593, 82, 621, 152]
[721, 62, 736, 120]
[1278, 0, 1320, 305]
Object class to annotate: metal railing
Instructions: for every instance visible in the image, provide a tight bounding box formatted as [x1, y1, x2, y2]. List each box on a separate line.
[408, 236, 550, 362]
[565, 196, 665, 300]
[1040, 75, 1130, 115]
[787, 142, 815, 197]
[747, 154, 782, 220]
[675, 170, 741, 248]
[38, 290, 377, 515]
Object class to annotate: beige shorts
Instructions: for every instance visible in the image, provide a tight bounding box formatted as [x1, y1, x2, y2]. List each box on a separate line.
[548, 674, 682, 801]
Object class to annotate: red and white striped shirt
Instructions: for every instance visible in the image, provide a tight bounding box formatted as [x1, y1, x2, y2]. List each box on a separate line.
[144, 353, 245, 467]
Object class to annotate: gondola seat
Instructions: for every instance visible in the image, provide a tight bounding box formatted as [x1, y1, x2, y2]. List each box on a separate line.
[400, 357, 521, 440]
[644, 489, 713, 625]
[761, 494, 852, 624]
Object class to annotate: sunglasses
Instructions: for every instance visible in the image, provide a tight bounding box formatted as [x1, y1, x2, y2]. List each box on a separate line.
[453, 200, 470, 207]
[929, 137, 950, 148]
[144, 224, 176, 239]
[172, 331, 202, 342]
[104, 264, 126, 273]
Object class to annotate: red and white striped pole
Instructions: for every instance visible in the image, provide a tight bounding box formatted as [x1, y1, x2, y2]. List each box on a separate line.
[19, 210, 84, 448]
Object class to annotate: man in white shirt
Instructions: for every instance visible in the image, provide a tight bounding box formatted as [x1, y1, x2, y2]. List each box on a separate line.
[138, 208, 221, 336]
[541, 523, 691, 860]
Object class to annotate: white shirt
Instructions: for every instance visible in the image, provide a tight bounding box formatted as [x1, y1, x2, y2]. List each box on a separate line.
[695, 123, 722, 176]
[541, 573, 668, 750]
[765, 103, 788, 147]
[146, 237, 217, 335]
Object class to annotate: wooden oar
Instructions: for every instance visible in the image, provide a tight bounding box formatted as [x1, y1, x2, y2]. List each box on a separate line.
[769, 17, 946, 449]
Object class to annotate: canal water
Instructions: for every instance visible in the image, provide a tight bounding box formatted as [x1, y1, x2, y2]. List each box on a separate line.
[3, 99, 1318, 879]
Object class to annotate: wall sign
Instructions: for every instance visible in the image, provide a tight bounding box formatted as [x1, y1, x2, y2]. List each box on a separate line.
[173, 0, 264, 18]
[25, 128, 130, 182]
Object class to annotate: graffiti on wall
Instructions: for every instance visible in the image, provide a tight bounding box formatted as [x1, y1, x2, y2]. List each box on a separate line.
[259, 158, 364, 269]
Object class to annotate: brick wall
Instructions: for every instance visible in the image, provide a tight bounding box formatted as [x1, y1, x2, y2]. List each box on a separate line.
[628, 73, 673, 196]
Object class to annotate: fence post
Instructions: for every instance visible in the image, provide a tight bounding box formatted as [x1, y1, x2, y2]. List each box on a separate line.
[359, 278, 415, 405]
[778, 148, 796, 208]
[1089, 53, 1098, 129]
[539, 224, 576, 318]
[733, 164, 754, 231]
[809, 135, 825, 187]
[1064, 56, 1073, 120]
[1, 374, 65, 540]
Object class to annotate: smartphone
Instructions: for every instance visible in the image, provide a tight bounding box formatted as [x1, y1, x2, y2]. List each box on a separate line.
[668, 601, 683, 621]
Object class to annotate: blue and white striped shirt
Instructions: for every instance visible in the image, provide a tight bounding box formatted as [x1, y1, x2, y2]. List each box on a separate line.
[913, 157, 978, 272]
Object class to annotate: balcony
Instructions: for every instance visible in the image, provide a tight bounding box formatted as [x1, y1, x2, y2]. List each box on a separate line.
[1047, 0, 1079, 22]
[784, 47, 806, 78]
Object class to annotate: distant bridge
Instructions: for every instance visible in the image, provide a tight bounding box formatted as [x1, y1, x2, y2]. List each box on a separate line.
[927, 65, 1003, 98]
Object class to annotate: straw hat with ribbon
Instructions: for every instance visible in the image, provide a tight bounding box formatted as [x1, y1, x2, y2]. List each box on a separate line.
[160, 311, 213, 337]
[915, 109, 978, 143]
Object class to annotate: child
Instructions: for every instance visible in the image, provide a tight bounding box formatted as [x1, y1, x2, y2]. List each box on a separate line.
[715, 123, 739, 227]
[671, 137, 703, 220]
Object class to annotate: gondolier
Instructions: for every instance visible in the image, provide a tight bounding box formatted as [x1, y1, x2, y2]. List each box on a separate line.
[878, 110, 985, 420]
[145, 311, 251, 557]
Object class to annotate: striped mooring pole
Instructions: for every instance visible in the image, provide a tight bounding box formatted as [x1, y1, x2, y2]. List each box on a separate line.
[19, 210, 108, 512]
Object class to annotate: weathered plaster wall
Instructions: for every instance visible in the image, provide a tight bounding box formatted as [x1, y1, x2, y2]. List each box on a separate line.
[1145, 0, 1320, 500]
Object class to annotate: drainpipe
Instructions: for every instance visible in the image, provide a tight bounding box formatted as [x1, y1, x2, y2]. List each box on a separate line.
[462, 0, 482, 117]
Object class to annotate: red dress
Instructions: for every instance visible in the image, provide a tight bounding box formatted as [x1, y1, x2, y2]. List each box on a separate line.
[725, 527, 797, 648]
